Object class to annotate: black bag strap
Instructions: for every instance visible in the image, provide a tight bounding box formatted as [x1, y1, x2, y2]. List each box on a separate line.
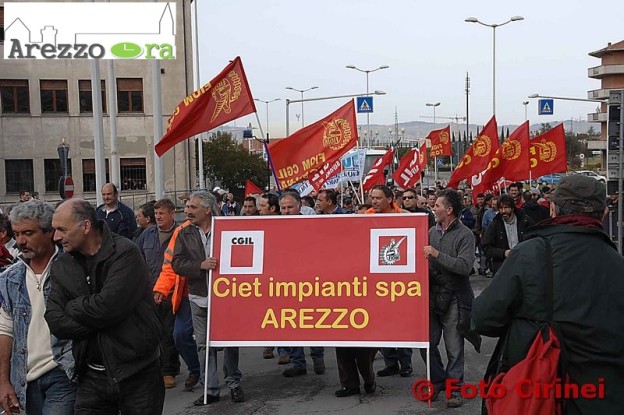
[544, 237, 554, 323]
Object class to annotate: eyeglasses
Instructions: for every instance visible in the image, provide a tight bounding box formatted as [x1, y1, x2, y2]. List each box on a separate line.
[402, 196, 415, 200]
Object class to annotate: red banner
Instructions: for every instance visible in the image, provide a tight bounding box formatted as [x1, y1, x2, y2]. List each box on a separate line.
[428, 125, 452, 157]
[530, 124, 567, 177]
[244, 180, 263, 197]
[392, 143, 427, 189]
[209, 215, 430, 346]
[309, 160, 343, 192]
[448, 116, 499, 189]
[268, 101, 358, 189]
[362, 148, 394, 192]
[481, 121, 531, 188]
[155, 57, 256, 156]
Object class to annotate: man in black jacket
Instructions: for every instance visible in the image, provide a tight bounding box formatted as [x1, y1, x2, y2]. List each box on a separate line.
[473, 174, 624, 415]
[45, 199, 163, 414]
[482, 194, 534, 276]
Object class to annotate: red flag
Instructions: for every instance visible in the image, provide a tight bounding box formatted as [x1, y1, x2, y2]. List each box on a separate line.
[244, 180, 263, 197]
[309, 160, 343, 192]
[392, 143, 428, 189]
[428, 125, 452, 157]
[448, 116, 499, 189]
[155, 57, 256, 156]
[362, 148, 395, 192]
[268, 101, 358, 189]
[482, 121, 531, 187]
[530, 124, 567, 177]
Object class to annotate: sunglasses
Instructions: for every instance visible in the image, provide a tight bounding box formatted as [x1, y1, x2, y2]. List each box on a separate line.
[402, 196, 415, 200]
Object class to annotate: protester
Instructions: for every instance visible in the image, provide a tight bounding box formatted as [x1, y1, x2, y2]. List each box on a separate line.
[257, 193, 280, 216]
[46, 199, 163, 414]
[133, 201, 156, 241]
[96, 183, 137, 239]
[0, 200, 76, 414]
[473, 174, 624, 414]
[171, 190, 243, 405]
[521, 190, 550, 224]
[317, 190, 346, 215]
[0, 214, 18, 259]
[507, 182, 523, 208]
[482, 194, 535, 276]
[422, 189, 480, 408]
[278, 191, 325, 377]
[241, 196, 259, 216]
[135, 199, 186, 389]
[365, 185, 412, 377]
[221, 193, 241, 216]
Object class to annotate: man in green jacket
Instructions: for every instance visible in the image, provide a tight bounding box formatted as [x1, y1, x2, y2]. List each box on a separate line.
[473, 174, 624, 414]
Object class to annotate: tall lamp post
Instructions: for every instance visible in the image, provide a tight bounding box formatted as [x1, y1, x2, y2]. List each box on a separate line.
[254, 98, 281, 141]
[465, 16, 524, 115]
[346, 64, 389, 146]
[426, 102, 441, 125]
[523, 100, 529, 121]
[285, 86, 318, 128]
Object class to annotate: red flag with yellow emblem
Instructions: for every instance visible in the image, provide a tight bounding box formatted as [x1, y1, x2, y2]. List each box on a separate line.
[447, 116, 499, 189]
[392, 143, 428, 189]
[529, 123, 567, 178]
[155, 57, 256, 156]
[267, 100, 358, 189]
[481, 121, 531, 187]
[428, 125, 452, 157]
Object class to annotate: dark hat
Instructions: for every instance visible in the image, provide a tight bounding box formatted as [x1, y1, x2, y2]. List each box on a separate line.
[551, 174, 606, 213]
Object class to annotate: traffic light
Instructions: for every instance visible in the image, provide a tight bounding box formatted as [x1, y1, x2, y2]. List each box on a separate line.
[243, 129, 253, 139]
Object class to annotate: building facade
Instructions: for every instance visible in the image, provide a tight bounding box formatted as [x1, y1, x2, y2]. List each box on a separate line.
[0, 0, 196, 205]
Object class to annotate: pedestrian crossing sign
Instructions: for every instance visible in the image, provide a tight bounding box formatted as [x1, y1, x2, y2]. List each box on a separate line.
[538, 99, 554, 115]
[356, 96, 374, 113]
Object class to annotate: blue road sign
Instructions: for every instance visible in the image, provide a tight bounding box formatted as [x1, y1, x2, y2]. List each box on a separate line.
[538, 99, 554, 115]
[356, 96, 373, 113]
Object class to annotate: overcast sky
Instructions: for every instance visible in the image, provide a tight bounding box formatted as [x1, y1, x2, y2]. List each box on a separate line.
[196, 0, 623, 138]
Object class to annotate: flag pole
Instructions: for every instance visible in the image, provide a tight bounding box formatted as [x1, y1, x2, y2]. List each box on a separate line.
[254, 112, 280, 192]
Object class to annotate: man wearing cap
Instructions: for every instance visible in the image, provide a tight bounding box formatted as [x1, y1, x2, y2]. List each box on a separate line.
[473, 174, 624, 414]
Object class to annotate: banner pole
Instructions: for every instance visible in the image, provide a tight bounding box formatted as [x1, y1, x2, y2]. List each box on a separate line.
[202, 216, 216, 405]
[427, 346, 432, 408]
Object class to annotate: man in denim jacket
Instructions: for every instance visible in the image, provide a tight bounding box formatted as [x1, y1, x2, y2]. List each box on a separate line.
[0, 200, 75, 414]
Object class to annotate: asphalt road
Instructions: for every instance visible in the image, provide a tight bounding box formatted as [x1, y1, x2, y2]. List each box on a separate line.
[163, 275, 494, 415]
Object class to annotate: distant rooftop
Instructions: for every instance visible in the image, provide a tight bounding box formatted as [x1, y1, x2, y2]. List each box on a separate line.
[589, 40, 624, 58]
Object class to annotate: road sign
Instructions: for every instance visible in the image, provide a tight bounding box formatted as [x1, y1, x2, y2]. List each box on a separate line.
[538, 99, 554, 115]
[356, 96, 373, 113]
[59, 176, 74, 199]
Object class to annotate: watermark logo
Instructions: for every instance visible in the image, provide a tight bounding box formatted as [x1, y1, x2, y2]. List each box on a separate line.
[4, 2, 176, 60]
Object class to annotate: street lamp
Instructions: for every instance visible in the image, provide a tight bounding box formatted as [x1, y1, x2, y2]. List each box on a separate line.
[465, 15, 524, 115]
[346, 64, 389, 146]
[523, 101, 529, 121]
[254, 98, 281, 140]
[527, 93, 605, 103]
[285, 86, 318, 128]
[426, 102, 441, 124]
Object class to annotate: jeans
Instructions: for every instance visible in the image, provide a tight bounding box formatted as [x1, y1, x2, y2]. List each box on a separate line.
[189, 301, 241, 396]
[289, 347, 324, 369]
[74, 362, 164, 414]
[420, 298, 464, 395]
[159, 296, 181, 376]
[173, 296, 200, 378]
[25, 366, 76, 415]
[380, 347, 413, 369]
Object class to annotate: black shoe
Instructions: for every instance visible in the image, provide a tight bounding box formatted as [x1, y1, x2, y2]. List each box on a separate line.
[364, 382, 376, 394]
[283, 366, 307, 377]
[399, 366, 413, 377]
[313, 358, 326, 375]
[193, 394, 219, 406]
[334, 387, 360, 397]
[376, 364, 400, 377]
[230, 387, 244, 403]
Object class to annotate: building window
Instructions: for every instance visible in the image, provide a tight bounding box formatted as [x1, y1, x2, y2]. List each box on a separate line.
[120, 158, 146, 190]
[0, 80, 30, 113]
[44, 159, 73, 193]
[79, 80, 107, 113]
[82, 159, 109, 192]
[117, 78, 143, 113]
[1, 7, 5, 43]
[40, 80, 68, 113]
[5, 160, 34, 193]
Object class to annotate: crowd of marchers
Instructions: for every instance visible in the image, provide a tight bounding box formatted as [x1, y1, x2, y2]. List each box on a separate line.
[0, 174, 621, 414]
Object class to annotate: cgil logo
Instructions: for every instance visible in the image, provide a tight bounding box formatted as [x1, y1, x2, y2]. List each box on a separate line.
[231, 237, 254, 245]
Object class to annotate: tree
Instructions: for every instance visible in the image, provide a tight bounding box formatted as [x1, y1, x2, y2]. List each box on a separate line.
[200, 131, 269, 195]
